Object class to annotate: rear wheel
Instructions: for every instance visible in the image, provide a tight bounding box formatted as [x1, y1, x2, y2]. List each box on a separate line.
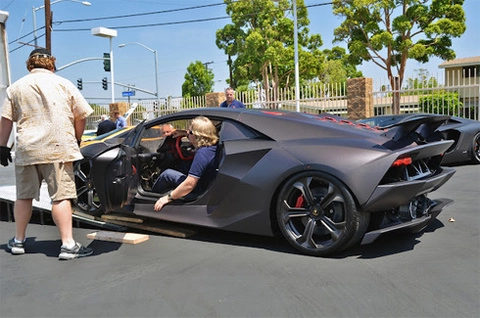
[276, 171, 369, 256]
[73, 159, 103, 216]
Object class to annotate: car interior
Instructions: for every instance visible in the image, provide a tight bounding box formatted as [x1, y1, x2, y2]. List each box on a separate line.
[134, 117, 224, 200]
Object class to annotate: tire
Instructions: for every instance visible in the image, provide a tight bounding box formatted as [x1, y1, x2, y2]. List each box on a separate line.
[73, 159, 104, 216]
[472, 132, 480, 164]
[276, 171, 369, 256]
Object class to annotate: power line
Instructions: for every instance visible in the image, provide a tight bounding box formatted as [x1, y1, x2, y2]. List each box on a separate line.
[8, 1, 334, 50]
[56, 2, 227, 24]
[54, 16, 231, 32]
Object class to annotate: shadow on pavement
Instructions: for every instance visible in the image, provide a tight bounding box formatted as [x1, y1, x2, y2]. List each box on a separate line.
[1, 236, 122, 258]
[182, 218, 446, 259]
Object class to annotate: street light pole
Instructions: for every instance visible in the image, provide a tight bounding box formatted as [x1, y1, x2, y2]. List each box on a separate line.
[32, 0, 91, 49]
[272, 0, 300, 112]
[92, 27, 117, 104]
[293, 0, 300, 112]
[118, 42, 159, 104]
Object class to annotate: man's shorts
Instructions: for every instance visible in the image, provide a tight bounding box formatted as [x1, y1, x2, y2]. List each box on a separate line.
[15, 162, 76, 202]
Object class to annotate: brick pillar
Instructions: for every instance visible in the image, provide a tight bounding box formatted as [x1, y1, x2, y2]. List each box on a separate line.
[109, 102, 130, 125]
[206, 92, 225, 107]
[347, 78, 374, 121]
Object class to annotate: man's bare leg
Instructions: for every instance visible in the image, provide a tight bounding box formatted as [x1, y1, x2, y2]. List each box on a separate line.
[51, 199, 75, 247]
[13, 198, 33, 241]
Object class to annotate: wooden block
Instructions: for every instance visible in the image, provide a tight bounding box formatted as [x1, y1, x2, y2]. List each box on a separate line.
[87, 231, 149, 244]
[101, 214, 144, 224]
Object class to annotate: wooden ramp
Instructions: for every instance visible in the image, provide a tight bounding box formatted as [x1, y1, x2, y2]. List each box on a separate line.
[96, 213, 197, 238]
[72, 211, 197, 238]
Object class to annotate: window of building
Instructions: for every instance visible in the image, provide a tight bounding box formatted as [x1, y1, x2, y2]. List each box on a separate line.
[463, 66, 480, 78]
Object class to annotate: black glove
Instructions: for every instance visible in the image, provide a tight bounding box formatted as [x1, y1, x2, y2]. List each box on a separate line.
[0, 146, 12, 167]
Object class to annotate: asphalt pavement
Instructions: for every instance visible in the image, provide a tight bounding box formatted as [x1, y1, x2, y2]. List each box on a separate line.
[0, 163, 479, 318]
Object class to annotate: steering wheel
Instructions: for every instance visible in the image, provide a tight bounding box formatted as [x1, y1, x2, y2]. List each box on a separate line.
[175, 136, 195, 161]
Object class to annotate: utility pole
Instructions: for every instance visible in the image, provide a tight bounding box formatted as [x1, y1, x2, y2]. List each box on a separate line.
[44, 0, 52, 52]
[203, 61, 213, 70]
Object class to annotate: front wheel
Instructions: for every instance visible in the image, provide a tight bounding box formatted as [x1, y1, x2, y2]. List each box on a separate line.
[73, 159, 104, 216]
[472, 132, 480, 164]
[276, 171, 369, 256]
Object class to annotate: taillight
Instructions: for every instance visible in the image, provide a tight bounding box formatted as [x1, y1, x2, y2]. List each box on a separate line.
[392, 157, 412, 167]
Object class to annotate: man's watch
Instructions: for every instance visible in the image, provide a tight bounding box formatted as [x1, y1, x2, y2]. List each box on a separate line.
[167, 192, 174, 201]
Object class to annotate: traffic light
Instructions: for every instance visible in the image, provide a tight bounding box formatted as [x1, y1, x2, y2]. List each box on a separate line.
[77, 78, 83, 90]
[102, 77, 108, 90]
[103, 53, 110, 72]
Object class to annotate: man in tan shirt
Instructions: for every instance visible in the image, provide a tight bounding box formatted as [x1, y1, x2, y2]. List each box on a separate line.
[0, 48, 94, 260]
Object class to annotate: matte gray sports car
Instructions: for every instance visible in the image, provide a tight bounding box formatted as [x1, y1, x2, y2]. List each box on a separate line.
[358, 114, 480, 165]
[75, 108, 456, 256]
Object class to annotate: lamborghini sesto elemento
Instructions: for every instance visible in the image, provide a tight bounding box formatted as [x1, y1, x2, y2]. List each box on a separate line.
[74, 108, 456, 256]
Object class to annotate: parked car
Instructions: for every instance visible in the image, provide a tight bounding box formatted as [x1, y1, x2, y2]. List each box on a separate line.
[358, 114, 480, 165]
[74, 108, 456, 256]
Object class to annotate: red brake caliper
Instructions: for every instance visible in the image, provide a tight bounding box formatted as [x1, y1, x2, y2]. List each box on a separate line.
[295, 195, 304, 208]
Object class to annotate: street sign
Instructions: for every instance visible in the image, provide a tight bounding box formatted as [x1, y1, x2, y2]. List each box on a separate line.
[122, 91, 135, 97]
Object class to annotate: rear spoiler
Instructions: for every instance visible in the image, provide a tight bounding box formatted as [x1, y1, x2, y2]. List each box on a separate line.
[380, 115, 450, 150]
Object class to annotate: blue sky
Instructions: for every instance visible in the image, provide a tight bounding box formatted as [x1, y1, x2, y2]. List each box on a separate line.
[2, 0, 479, 104]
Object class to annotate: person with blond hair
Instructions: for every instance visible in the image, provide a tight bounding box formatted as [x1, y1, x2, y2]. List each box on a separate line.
[153, 116, 219, 211]
[0, 48, 93, 260]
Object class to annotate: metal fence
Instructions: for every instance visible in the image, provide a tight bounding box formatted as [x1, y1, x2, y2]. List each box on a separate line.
[371, 70, 479, 120]
[86, 72, 479, 130]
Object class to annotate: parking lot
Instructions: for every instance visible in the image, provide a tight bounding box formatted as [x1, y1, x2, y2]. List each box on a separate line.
[0, 163, 479, 318]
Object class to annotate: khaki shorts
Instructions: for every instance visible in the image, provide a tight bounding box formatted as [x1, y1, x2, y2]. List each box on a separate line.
[15, 162, 76, 202]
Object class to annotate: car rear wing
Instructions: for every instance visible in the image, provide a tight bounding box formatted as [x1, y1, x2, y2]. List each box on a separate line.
[380, 115, 450, 150]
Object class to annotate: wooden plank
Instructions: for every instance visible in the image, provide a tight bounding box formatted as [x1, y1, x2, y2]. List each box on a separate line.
[87, 231, 149, 244]
[101, 214, 144, 224]
[73, 210, 97, 220]
[103, 219, 197, 238]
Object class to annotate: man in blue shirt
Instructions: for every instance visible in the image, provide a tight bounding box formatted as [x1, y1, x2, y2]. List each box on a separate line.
[114, 111, 126, 129]
[219, 87, 245, 108]
[153, 116, 219, 211]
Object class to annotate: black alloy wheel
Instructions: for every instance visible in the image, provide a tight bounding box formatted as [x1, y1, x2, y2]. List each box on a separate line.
[73, 159, 103, 216]
[276, 171, 369, 256]
[472, 132, 480, 164]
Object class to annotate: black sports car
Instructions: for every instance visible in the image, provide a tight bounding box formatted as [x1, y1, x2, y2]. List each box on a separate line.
[358, 114, 480, 165]
[75, 108, 456, 256]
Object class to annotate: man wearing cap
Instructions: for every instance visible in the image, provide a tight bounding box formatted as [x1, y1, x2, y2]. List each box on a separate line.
[0, 48, 94, 260]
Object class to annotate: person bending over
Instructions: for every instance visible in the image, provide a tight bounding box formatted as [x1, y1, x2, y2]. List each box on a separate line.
[152, 116, 219, 211]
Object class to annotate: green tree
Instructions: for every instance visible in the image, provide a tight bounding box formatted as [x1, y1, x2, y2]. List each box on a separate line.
[216, 0, 325, 105]
[323, 46, 363, 80]
[404, 68, 439, 95]
[181, 60, 215, 97]
[333, 0, 466, 113]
